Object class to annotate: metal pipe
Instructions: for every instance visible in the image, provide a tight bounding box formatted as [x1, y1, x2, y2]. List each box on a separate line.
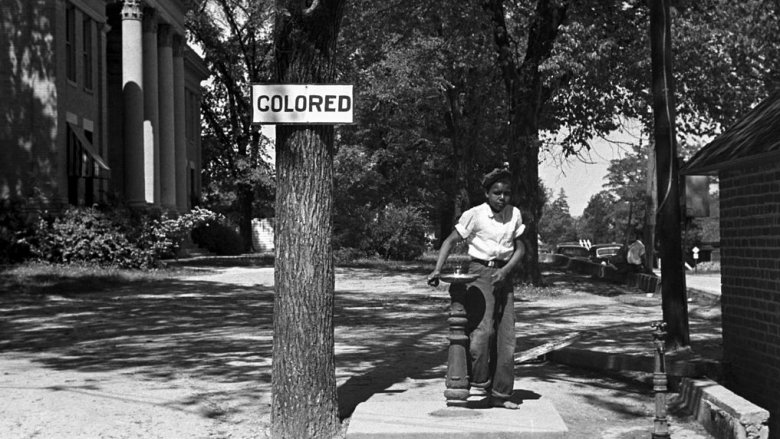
[651, 321, 671, 438]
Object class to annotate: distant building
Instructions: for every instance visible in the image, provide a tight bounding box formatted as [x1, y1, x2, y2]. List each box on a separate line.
[1, 0, 209, 212]
[682, 92, 780, 437]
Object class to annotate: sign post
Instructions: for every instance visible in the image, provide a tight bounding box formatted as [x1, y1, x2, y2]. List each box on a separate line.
[692, 246, 699, 273]
[257, 80, 353, 436]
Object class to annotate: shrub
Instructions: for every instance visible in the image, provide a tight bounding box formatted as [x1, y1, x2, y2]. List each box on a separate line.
[191, 222, 243, 255]
[369, 204, 430, 261]
[0, 199, 34, 264]
[693, 260, 720, 273]
[31, 207, 145, 267]
[30, 206, 224, 268]
[136, 207, 224, 258]
[333, 247, 368, 264]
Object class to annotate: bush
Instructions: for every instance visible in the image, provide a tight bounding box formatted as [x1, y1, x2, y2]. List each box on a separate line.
[333, 247, 368, 264]
[369, 204, 430, 261]
[0, 199, 34, 264]
[191, 222, 244, 255]
[139, 207, 225, 258]
[333, 205, 374, 254]
[31, 207, 146, 267]
[30, 206, 224, 268]
[693, 260, 720, 273]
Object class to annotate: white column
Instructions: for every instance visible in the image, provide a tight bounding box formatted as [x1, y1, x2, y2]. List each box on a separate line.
[142, 8, 160, 206]
[173, 35, 187, 212]
[157, 24, 176, 211]
[121, 0, 145, 207]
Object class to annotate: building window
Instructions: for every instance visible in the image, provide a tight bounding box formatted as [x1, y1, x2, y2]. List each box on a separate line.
[67, 124, 109, 206]
[65, 4, 76, 82]
[66, 126, 84, 205]
[83, 17, 93, 90]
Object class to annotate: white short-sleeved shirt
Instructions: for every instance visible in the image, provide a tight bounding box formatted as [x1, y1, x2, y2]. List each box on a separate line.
[455, 203, 525, 262]
[627, 240, 645, 265]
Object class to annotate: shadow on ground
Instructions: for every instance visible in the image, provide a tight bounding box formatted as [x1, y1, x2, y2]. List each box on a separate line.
[0, 264, 719, 433]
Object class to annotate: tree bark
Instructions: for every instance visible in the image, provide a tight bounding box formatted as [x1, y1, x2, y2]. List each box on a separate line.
[650, 0, 689, 347]
[444, 84, 471, 232]
[271, 1, 345, 437]
[483, 0, 568, 285]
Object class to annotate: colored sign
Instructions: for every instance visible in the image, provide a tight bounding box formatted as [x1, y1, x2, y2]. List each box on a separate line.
[251, 84, 353, 124]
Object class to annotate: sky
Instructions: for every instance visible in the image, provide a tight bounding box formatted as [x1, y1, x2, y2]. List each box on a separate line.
[540, 123, 644, 216]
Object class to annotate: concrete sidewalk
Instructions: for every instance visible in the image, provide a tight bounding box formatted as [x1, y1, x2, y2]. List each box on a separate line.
[343, 272, 732, 438]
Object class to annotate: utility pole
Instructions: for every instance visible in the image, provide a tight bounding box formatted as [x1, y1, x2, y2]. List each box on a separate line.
[649, 0, 689, 347]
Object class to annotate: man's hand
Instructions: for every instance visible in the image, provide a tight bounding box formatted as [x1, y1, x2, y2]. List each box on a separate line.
[490, 269, 508, 285]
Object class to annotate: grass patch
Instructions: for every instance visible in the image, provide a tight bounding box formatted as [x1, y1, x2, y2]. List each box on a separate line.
[0, 261, 200, 296]
[690, 261, 720, 273]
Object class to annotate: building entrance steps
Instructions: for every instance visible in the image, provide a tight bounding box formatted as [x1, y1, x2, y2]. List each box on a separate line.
[345, 379, 567, 438]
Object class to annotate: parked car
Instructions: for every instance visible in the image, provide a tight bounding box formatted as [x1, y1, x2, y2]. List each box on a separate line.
[554, 242, 590, 259]
[589, 243, 624, 264]
[538, 244, 554, 263]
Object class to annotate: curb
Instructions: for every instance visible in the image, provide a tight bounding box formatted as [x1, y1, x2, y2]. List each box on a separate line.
[548, 348, 768, 439]
[547, 347, 725, 381]
[672, 378, 769, 439]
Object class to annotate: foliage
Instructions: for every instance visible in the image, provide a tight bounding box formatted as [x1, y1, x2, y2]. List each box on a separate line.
[0, 199, 34, 263]
[30, 207, 223, 269]
[186, 0, 276, 251]
[332, 246, 369, 265]
[338, 0, 508, 241]
[692, 260, 720, 273]
[670, 0, 780, 137]
[31, 207, 147, 268]
[191, 221, 244, 256]
[602, 142, 649, 241]
[579, 191, 620, 244]
[539, 189, 577, 246]
[369, 204, 431, 261]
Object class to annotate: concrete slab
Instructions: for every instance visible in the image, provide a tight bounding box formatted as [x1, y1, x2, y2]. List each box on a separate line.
[345, 399, 568, 438]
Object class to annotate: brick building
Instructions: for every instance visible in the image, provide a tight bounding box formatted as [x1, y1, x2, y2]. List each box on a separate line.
[683, 92, 780, 437]
[1, 0, 208, 212]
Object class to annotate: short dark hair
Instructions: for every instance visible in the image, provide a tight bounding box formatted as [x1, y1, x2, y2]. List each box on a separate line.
[482, 168, 512, 190]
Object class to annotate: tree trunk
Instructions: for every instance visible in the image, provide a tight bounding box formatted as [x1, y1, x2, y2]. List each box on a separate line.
[483, 0, 567, 286]
[650, 0, 689, 347]
[271, 1, 345, 437]
[444, 85, 471, 233]
[509, 117, 544, 285]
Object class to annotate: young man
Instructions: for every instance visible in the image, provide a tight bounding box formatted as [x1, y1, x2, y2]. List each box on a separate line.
[428, 168, 526, 409]
[627, 230, 646, 273]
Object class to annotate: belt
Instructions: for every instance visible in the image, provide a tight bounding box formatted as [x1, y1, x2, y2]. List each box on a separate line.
[471, 258, 508, 268]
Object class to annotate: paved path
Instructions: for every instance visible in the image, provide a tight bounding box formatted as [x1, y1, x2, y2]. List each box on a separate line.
[0, 265, 716, 438]
[685, 273, 721, 296]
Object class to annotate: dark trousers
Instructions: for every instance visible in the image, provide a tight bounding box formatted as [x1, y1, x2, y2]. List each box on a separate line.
[451, 262, 516, 399]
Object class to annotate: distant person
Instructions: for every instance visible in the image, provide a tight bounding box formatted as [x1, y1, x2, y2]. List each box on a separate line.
[627, 231, 646, 273]
[427, 168, 526, 409]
